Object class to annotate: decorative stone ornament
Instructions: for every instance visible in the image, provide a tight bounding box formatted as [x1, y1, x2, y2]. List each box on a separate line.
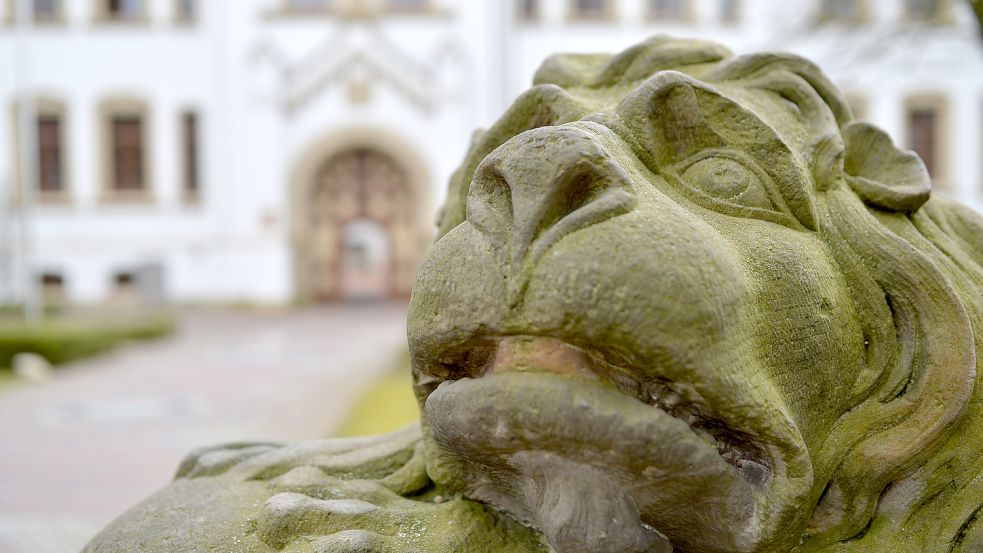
[85, 36, 983, 553]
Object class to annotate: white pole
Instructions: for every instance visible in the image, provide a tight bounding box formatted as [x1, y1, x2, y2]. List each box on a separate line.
[14, 0, 42, 326]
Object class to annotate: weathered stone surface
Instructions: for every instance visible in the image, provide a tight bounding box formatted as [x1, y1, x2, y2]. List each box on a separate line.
[84, 426, 548, 553]
[85, 36, 983, 552]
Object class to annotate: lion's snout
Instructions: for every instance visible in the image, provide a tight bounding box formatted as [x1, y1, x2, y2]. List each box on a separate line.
[465, 124, 637, 275]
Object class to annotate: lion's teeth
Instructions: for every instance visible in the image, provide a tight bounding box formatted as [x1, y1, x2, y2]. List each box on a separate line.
[693, 426, 718, 447]
[646, 382, 664, 401]
[664, 391, 682, 408]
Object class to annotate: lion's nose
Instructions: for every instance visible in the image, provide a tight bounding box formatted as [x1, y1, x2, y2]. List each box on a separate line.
[465, 125, 636, 273]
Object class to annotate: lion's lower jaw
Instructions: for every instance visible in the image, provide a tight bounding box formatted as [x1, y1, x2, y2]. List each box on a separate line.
[422, 372, 807, 553]
[441, 447, 783, 553]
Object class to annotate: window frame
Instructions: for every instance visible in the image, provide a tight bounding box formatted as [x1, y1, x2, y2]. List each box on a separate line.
[99, 97, 152, 203]
[36, 98, 69, 202]
[8, 97, 71, 204]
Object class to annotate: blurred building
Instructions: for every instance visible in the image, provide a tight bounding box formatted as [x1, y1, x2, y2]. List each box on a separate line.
[0, 0, 980, 306]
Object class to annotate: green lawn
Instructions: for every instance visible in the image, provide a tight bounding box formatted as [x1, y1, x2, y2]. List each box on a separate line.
[334, 353, 420, 437]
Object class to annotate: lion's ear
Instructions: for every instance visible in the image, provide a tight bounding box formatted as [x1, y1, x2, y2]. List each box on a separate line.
[842, 121, 931, 212]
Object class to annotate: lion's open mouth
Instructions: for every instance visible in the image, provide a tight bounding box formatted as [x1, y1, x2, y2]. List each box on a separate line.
[418, 335, 789, 552]
[420, 335, 773, 487]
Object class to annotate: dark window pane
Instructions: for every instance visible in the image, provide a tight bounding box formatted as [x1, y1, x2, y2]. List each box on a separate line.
[177, 0, 195, 19]
[112, 116, 144, 190]
[573, 0, 607, 18]
[650, 0, 685, 19]
[33, 0, 59, 19]
[107, 0, 143, 19]
[41, 273, 64, 286]
[908, 108, 937, 177]
[821, 0, 859, 21]
[37, 115, 62, 192]
[183, 112, 199, 193]
[519, 0, 538, 19]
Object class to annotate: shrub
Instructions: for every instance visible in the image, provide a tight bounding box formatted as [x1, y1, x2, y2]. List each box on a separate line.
[0, 314, 175, 369]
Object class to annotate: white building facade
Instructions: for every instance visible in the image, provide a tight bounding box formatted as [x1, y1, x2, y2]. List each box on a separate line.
[0, 0, 980, 305]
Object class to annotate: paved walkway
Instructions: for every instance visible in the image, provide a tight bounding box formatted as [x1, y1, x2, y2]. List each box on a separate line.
[0, 304, 409, 553]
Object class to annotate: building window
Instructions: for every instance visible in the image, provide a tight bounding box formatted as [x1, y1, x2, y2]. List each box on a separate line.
[819, 0, 864, 23]
[111, 116, 145, 191]
[41, 272, 64, 286]
[908, 108, 938, 176]
[518, 0, 539, 20]
[40, 272, 66, 308]
[100, 98, 150, 200]
[571, 0, 610, 20]
[114, 272, 134, 288]
[905, 95, 948, 187]
[104, 0, 144, 20]
[37, 114, 63, 193]
[720, 0, 739, 23]
[110, 271, 140, 305]
[648, 0, 686, 20]
[33, 0, 61, 21]
[13, 98, 68, 201]
[175, 0, 195, 21]
[181, 111, 199, 199]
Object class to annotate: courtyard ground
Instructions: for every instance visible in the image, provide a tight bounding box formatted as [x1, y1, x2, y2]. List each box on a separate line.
[0, 304, 408, 553]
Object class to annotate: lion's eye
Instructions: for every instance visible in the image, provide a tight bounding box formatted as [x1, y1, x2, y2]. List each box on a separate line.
[668, 150, 803, 228]
[680, 156, 774, 211]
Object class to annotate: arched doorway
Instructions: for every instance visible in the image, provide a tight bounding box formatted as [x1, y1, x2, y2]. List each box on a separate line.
[302, 148, 418, 302]
[338, 217, 392, 300]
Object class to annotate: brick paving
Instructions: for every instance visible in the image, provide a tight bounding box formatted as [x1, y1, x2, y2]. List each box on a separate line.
[0, 304, 408, 553]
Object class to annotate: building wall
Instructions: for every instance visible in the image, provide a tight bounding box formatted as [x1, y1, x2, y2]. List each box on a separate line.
[1, 0, 981, 305]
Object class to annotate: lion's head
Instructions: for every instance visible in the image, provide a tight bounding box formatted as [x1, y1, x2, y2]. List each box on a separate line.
[407, 37, 983, 553]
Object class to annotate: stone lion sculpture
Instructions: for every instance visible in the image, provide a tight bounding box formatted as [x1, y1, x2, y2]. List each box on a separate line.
[85, 37, 983, 553]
